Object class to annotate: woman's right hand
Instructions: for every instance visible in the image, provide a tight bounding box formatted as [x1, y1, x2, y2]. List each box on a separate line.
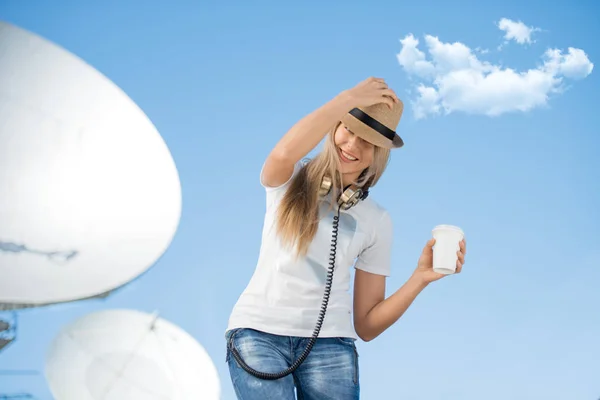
[262, 77, 399, 188]
[342, 77, 400, 110]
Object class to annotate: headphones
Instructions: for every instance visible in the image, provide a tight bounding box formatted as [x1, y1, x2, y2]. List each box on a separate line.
[318, 174, 369, 211]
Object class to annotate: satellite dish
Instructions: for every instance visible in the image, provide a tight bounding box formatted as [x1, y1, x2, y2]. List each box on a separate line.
[0, 21, 182, 309]
[45, 309, 220, 400]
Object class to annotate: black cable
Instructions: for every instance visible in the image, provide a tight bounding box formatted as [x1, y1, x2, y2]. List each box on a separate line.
[228, 206, 341, 380]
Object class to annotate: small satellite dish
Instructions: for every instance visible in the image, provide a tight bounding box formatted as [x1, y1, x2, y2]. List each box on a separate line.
[45, 309, 220, 400]
[0, 21, 181, 309]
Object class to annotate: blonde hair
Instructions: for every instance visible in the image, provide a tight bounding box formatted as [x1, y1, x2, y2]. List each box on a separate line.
[275, 121, 391, 257]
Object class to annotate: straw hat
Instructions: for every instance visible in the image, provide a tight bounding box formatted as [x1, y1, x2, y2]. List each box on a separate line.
[340, 100, 404, 149]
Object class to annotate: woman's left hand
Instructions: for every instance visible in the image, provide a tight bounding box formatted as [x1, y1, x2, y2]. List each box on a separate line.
[413, 238, 467, 284]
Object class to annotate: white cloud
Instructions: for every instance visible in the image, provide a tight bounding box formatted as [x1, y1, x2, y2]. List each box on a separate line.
[396, 25, 594, 119]
[413, 85, 441, 120]
[543, 47, 595, 79]
[497, 18, 539, 45]
[396, 34, 435, 79]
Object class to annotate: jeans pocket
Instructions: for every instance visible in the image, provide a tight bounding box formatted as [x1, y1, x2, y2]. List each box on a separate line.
[333, 337, 359, 386]
[225, 328, 241, 363]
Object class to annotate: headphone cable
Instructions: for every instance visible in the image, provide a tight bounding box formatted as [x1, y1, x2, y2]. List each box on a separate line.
[228, 206, 341, 380]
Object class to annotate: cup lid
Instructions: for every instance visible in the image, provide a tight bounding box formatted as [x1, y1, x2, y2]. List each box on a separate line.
[432, 224, 464, 236]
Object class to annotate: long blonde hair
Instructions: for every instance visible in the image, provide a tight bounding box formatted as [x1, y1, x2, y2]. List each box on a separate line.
[275, 121, 391, 257]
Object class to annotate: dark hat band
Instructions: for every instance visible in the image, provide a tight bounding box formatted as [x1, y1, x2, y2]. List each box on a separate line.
[348, 108, 396, 141]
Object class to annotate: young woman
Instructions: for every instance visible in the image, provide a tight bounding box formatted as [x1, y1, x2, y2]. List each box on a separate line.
[225, 77, 467, 400]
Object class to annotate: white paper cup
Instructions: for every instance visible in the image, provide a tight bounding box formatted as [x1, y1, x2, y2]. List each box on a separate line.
[432, 225, 464, 275]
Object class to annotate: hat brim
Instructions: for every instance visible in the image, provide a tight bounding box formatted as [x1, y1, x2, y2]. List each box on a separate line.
[340, 113, 404, 149]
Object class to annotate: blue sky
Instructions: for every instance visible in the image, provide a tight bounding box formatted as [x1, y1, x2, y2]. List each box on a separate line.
[1, 0, 599, 399]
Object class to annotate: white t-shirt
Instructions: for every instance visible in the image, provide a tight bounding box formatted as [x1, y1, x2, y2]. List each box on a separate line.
[226, 161, 393, 340]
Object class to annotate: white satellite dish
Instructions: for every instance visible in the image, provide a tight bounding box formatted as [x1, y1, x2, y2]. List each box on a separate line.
[45, 309, 221, 400]
[0, 21, 182, 309]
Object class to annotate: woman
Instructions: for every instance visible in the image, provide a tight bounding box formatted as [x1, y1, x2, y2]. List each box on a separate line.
[225, 77, 467, 399]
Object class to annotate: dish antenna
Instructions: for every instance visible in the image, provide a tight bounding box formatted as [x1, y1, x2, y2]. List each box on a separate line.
[45, 309, 220, 400]
[0, 21, 182, 310]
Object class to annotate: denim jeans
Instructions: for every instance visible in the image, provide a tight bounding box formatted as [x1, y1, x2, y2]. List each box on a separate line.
[225, 328, 360, 399]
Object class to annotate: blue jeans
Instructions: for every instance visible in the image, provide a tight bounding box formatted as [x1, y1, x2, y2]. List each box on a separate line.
[225, 328, 360, 399]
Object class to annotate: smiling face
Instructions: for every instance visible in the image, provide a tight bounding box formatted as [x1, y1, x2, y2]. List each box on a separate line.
[333, 123, 375, 185]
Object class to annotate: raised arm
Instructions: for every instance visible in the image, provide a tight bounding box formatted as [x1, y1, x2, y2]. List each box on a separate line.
[261, 77, 398, 187]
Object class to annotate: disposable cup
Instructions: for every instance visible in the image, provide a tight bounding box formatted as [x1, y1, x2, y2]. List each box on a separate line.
[432, 225, 465, 275]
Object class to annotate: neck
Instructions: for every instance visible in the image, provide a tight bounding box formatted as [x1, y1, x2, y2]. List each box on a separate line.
[342, 172, 361, 187]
